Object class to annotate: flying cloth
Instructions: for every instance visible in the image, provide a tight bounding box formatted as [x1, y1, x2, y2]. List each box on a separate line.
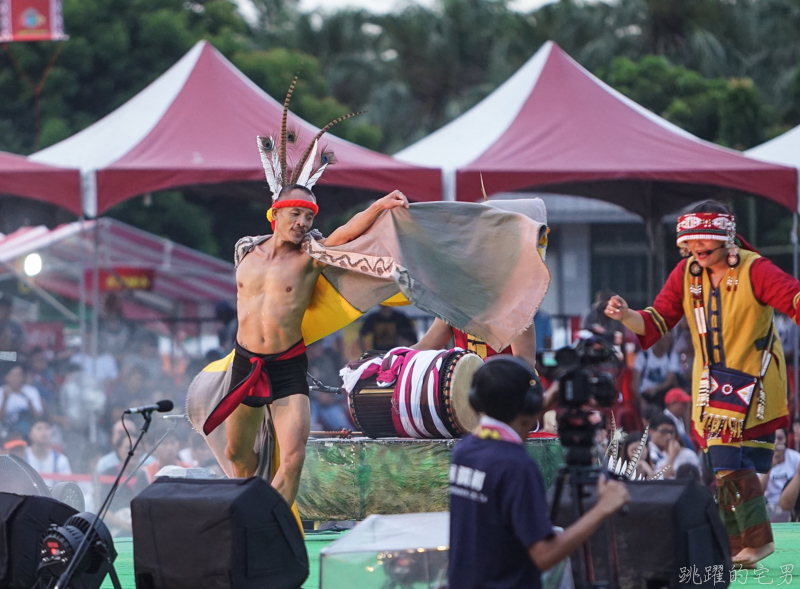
[186, 198, 549, 504]
[299, 198, 550, 350]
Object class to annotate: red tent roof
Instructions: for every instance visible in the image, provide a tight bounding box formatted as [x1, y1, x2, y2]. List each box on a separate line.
[0, 151, 81, 214]
[31, 41, 441, 216]
[398, 42, 798, 215]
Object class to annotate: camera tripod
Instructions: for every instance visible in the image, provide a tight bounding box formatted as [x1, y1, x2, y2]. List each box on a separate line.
[549, 463, 620, 589]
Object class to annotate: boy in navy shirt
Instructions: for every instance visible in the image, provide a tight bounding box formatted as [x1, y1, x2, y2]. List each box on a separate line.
[449, 356, 629, 589]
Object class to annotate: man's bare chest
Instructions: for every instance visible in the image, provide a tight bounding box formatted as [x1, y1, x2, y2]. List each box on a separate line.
[236, 249, 317, 297]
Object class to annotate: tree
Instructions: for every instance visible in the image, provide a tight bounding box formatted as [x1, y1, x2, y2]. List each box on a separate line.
[0, 0, 251, 152]
[601, 55, 769, 149]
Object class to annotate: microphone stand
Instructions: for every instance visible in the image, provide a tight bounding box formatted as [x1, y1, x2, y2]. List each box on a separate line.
[52, 409, 155, 589]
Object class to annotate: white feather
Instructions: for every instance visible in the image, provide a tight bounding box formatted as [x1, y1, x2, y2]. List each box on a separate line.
[296, 139, 319, 187]
[257, 136, 279, 195]
[272, 146, 283, 198]
[306, 163, 328, 189]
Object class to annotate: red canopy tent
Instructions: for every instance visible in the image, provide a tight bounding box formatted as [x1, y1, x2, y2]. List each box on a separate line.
[0, 150, 81, 214]
[397, 41, 798, 294]
[398, 41, 797, 214]
[31, 41, 441, 217]
[0, 218, 235, 329]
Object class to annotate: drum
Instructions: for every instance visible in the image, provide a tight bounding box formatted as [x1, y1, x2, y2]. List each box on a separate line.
[349, 349, 483, 439]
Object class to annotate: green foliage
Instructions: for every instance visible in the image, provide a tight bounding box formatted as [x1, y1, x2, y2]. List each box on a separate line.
[107, 192, 220, 256]
[0, 0, 250, 152]
[601, 55, 768, 148]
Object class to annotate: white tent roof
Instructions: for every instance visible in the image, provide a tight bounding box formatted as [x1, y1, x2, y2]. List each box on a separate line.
[746, 126, 800, 169]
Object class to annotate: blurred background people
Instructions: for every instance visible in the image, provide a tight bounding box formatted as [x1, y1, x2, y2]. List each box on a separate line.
[647, 414, 700, 479]
[359, 305, 416, 352]
[632, 332, 680, 408]
[0, 364, 43, 438]
[25, 419, 71, 487]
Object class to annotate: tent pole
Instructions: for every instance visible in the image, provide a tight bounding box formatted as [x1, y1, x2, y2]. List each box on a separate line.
[90, 219, 100, 445]
[443, 169, 456, 202]
[644, 216, 657, 304]
[793, 212, 799, 422]
[79, 217, 86, 356]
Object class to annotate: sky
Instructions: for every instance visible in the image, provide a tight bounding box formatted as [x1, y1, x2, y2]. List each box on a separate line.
[298, 0, 555, 12]
[235, 0, 556, 22]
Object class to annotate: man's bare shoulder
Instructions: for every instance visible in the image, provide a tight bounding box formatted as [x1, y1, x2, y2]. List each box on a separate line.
[234, 235, 270, 268]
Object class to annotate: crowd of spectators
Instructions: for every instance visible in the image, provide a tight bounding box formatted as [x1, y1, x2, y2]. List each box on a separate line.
[5, 285, 800, 531]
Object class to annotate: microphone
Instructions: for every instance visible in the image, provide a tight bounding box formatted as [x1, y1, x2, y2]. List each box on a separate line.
[123, 400, 174, 415]
[309, 384, 344, 395]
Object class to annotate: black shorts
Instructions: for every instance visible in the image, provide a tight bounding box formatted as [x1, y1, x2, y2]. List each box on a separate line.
[230, 341, 309, 407]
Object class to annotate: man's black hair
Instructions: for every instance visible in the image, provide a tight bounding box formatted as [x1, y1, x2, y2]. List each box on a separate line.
[648, 414, 676, 431]
[690, 200, 730, 215]
[277, 184, 316, 201]
[642, 404, 662, 424]
[470, 356, 538, 423]
[675, 463, 701, 482]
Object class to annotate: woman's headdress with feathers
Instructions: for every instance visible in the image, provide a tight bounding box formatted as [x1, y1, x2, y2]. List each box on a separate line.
[257, 75, 363, 202]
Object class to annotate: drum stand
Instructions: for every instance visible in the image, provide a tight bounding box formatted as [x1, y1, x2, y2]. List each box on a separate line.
[549, 465, 619, 589]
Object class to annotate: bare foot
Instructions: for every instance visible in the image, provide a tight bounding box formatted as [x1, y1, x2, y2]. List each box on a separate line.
[733, 543, 775, 566]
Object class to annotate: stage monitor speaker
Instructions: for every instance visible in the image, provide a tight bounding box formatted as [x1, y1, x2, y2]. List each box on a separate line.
[132, 477, 309, 589]
[550, 478, 732, 589]
[0, 492, 78, 589]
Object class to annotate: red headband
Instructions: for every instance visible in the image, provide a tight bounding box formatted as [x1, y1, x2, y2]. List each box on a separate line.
[267, 199, 319, 230]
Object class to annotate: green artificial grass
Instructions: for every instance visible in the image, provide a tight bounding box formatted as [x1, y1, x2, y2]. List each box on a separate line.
[101, 524, 800, 588]
[100, 532, 342, 589]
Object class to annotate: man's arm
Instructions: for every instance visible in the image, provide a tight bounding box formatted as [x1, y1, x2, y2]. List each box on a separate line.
[411, 318, 454, 351]
[779, 462, 800, 511]
[323, 191, 409, 248]
[528, 476, 629, 571]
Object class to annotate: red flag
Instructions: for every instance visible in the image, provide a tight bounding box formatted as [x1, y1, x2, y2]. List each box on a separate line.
[0, 0, 67, 42]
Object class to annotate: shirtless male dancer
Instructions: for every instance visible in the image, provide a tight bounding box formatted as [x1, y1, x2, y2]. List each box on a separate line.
[212, 185, 408, 505]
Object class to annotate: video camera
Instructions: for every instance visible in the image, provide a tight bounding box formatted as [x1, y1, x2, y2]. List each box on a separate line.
[539, 329, 622, 467]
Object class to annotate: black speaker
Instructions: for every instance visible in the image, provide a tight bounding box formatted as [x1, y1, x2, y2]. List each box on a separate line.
[550, 478, 731, 589]
[0, 492, 78, 589]
[131, 477, 309, 589]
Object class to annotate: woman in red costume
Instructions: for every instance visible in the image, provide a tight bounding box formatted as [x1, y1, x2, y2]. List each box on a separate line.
[605, 200, 800, 566]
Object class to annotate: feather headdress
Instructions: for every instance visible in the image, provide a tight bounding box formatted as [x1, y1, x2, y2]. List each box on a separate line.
[257, 75, 363, 201]
[605, 418, 668, 481]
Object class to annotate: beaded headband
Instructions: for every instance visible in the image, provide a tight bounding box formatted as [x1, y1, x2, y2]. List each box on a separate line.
[676, 212, 736, 246]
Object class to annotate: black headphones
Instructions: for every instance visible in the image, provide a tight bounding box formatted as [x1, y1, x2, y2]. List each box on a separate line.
[469, 355, 544, 416]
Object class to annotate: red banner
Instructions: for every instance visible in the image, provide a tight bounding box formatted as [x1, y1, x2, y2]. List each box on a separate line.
[85, 268, 156, 292]
[0, 0, 67, 42]
[25, 321, 64, 351]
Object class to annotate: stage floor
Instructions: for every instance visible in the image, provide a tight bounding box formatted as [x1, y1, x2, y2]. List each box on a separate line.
[102, 524, 800, 588]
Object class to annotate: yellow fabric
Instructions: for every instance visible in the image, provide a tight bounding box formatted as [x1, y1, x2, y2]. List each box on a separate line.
[301, 275, 409, 344]
[682, 250, 789, 435]
[202, 350, 235, 373]
[200, 349, 303, 534]
[380, 292, 411, 307]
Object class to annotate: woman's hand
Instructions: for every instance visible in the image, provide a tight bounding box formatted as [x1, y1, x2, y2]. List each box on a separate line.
[604, 295, 629, 321]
